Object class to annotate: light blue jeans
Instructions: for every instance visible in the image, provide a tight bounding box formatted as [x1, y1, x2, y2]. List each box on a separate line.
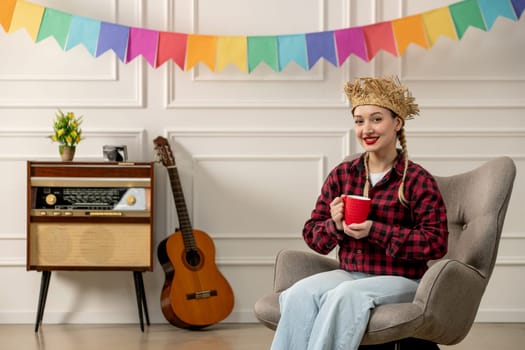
[271, 269, 419, 350]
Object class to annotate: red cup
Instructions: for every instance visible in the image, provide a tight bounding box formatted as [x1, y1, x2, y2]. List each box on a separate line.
[343, 195, 371, 225]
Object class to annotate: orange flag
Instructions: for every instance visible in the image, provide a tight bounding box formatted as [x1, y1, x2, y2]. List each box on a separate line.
[216, 36, 247, 72]
[185, 34, 217, 71]
[421, 7, 458, 47]
[8, 0, 45, 42]
[0, 0, 17, 32]
[392, 14, 429, 56]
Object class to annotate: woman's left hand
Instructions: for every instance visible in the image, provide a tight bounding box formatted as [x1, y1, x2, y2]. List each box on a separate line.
[343, 220, 373, 239]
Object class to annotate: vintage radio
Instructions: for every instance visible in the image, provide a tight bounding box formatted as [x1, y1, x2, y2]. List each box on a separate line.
[27, 161, 154, 271]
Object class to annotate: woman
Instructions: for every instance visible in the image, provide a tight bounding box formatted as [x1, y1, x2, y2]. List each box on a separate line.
[271, 76, 448, 350]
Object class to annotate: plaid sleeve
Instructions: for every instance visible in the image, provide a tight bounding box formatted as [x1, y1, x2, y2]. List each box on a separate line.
[302, 167, 345, 254]
[368, 169, 448, 261]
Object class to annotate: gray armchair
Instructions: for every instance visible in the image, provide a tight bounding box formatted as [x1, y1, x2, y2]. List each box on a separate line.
[254, 156, 516, 349]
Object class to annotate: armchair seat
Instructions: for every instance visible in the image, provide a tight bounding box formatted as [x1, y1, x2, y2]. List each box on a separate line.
[254, 157, 516, 349]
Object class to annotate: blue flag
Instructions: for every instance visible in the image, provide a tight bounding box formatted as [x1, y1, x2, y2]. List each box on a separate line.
[66, 16, 101, 56]
[277, 34, 308, 71]
[96, 22, 130, 62]
[306, 31, 338, 68]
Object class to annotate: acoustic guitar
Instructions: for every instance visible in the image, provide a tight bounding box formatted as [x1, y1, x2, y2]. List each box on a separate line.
[154, 136, 234, 329]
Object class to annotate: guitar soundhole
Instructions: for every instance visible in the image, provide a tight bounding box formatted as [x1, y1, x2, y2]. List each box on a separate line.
[185, 249, 202, 268]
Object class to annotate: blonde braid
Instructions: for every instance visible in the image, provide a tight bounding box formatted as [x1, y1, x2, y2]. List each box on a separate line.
[363, 152, 370, 198]
[397, 127, 409, 207]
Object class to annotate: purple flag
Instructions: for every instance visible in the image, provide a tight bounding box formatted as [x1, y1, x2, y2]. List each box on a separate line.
[126, 27, 159, 67]
[305, 31, 338, 68]
[96, 22, 129, 62]
[334, 27, 368, 63]
[512, 0, 525, 18]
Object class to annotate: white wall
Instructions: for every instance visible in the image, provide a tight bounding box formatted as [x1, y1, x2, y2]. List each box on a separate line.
[0, 0, 524, 325]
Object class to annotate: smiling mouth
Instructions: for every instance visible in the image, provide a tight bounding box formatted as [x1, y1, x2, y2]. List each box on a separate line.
[364, 137, 379, 145]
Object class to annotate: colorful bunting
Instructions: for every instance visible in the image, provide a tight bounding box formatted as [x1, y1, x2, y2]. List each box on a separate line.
[1, 0, 523, 73]
[449, 0, 487, 39]
[97, 22, 129, 62]
[8, 0, 45, 42]
[392, 15, 429, 56]
[247, 36, 278, 72]
[157, 32, 187, 69]
[126, 27, 159, 67]
[37, 9, 72, 48]
[277, 34, 308, 71]
[363, 22, 398, 59]
[65, 16, 101, 56]
[186, 35, 217, 71]
[216, 36, 247, 72]
[478, 0, 517, 29]
[0, 0, 17, 32]
[512, 0, 525, 18]
[334, 27, 368, 63]
[421, 7, 458, 47]
[305, 31, 338, 69]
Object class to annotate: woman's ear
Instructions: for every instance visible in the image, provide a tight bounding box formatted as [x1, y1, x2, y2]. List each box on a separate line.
[395, 116, 404, 132]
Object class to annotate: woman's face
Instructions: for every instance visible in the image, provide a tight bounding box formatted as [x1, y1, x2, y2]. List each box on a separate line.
[352, 105, 402, 155]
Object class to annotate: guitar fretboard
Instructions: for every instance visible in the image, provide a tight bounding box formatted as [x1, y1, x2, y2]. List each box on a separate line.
[167, 165, 196, 250]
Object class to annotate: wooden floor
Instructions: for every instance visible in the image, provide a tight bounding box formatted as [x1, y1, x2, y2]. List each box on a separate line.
[0, 323, 523, 350]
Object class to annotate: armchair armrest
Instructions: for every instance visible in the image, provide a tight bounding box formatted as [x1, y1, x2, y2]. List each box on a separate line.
[413, 259, 487, 345]
[273, 249, 339, 293]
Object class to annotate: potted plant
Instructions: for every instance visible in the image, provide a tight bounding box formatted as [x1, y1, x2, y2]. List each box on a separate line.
[49, 109, 83, 161]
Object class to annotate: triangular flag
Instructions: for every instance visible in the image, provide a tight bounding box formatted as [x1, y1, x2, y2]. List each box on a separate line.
[36, 8, 72, 49]
[96, 22, 129, 62]
[305, 31, 338, 68]
[421, 7, 457, 47]
[186, 34, 217, 71]
[449, 0, 487, 39]
[247, 36, 278, 72]
[65, 16, 101, 56]
[277, 34, 308, 71]
[478, 0, 517, 29]
[363, 21, 397, 60]
[126, 27, 159, 67]
[334, 27, 368, 63]
[511, 0, 525, 18]
[216, 36, 247, 72]
[157, 31, 187, 69]
[8, 0, 45, 42]
[0, 0, 17, 32]
[392, 14, 429, 56]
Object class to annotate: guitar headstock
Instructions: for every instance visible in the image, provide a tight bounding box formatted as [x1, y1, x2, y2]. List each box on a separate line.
[153, 136, 176, 167]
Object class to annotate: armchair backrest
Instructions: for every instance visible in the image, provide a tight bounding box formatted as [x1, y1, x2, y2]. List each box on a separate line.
[433, 157, 516, 279]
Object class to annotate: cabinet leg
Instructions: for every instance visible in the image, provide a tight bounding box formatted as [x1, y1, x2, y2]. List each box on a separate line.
[35, 271, 52, 332]
[133, 272, 150, 332]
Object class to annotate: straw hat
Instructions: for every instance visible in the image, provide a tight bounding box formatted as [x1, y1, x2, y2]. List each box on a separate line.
[344, 76, 419, 121]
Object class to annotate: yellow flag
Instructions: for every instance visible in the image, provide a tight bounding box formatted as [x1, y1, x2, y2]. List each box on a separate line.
[186, 34, 217, 71]
[8, 0, 45, 42]
[421, 7, 457, 47]
[216, 36, 247, 72]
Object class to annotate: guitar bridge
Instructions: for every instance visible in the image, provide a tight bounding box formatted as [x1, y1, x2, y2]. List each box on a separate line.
[186, 290, 218, 300]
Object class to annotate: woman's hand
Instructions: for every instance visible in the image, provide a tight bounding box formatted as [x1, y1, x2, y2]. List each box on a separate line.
[329, 196, 345, 231]
[344, 220, 373, 239]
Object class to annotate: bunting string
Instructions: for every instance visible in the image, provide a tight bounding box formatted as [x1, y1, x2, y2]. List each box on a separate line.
[1, 0, 524, 73]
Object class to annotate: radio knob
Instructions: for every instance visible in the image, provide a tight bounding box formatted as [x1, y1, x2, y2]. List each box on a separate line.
[126, 195, 136, 206]
[45, 194, 57, 205]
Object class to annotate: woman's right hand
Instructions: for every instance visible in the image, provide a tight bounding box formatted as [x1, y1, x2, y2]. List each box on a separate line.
[330, 196, 345, 231]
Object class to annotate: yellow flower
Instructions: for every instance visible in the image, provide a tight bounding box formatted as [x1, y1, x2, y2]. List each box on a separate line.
[48, 109, 84, 147]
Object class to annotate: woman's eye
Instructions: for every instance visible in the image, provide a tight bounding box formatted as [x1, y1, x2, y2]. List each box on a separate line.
[372, 117, 382, 123]
[354, 120, 363, 125]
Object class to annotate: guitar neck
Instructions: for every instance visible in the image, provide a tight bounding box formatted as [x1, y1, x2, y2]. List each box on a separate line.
[167, 165, 196, 248]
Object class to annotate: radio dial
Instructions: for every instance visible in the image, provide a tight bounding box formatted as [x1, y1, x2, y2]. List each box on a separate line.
[45, 194, 57, 206]
[126, 195, 136, 206]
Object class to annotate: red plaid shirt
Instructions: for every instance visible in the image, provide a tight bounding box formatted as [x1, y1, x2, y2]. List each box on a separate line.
[303, 153, 448, 279]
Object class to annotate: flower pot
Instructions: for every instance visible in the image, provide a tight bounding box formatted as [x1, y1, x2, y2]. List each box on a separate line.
[59, 145, 76, 161]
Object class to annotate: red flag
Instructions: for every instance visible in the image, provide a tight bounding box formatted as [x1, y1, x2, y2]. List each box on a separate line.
[363, 21, 397, 60]
[157, 32, 188, 69]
